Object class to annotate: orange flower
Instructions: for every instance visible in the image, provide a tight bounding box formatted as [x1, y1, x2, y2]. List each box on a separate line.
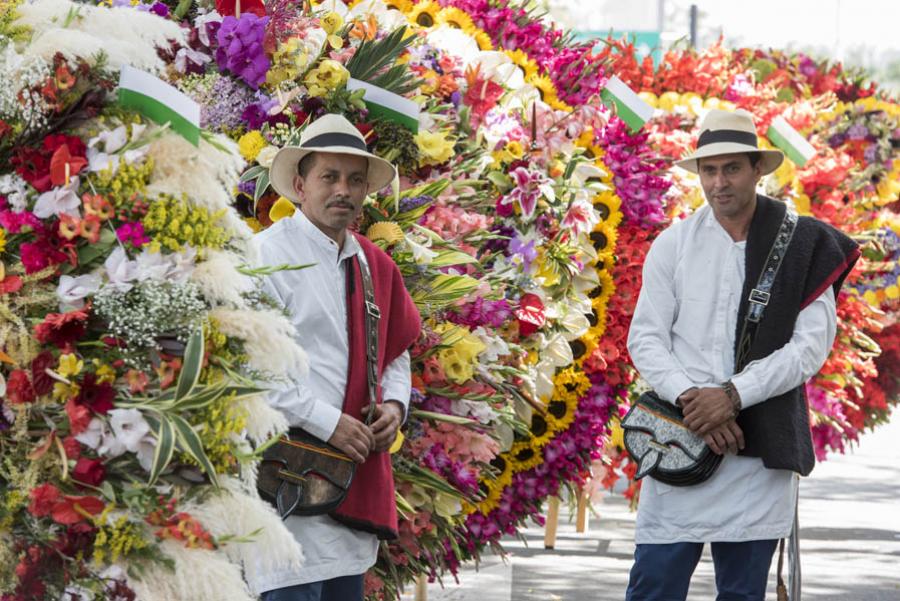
[83, 194, 114, 220]
[80, 215, 101, 243]
[349, 14, 378, 40]
[58, 214, 81, 240]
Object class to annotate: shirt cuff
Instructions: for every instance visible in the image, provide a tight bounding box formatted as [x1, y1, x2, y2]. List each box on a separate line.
[300, 401, 343, 443]
[656, 372, 696, 406]
[730, 371, 765, 409]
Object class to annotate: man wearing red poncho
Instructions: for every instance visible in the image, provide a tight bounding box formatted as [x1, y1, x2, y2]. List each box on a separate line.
[251, 114, 420, 601]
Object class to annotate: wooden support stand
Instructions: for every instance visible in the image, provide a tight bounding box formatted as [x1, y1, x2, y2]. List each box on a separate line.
[414, 574, 427, 601]
[543, 496, 560, 549]
[575, 485, 590, 533]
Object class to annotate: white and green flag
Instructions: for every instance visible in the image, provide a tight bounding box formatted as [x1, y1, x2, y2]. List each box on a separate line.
[118, 66, 201, 146]
[766, 116, 816, 166]
[600, 75, 654, 132]
[347, 78, 419, 133]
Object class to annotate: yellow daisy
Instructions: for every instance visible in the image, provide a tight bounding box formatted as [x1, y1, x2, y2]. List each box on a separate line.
[407, 0, 441, 28]
[505, 49, 540, 81]
[590, 220, 618, 258]
[436, 6, 475, 30]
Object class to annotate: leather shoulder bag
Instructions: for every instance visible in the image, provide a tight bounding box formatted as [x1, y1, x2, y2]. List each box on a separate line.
[257, 251, 381, 518]
[622, 204, 798, 486]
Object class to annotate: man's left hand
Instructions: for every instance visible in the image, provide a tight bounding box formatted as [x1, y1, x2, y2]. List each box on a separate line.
[365, 401, 404, 453]
[682, 387, 735, 436]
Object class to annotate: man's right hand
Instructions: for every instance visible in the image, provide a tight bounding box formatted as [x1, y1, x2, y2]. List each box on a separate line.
[327, 413, 375, 463]
[703, 419, 745, 455]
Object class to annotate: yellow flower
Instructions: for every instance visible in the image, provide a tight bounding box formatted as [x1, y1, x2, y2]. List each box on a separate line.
[527, 73, 571, 112]
[304, 59, 349, 97]
[57, 354, 83, 378]
[385, 0, 413, 11]
[474, 29, 493, 51]
[415, 130, 455, 167]
[320, 11, 343, 34]
[535, 252, 560, 287]
[53, 381, 80, 402]
[0, 228, 6, 254]
[436, 6, 475, 31]
[504, 140, 524, 160]
[366, 221, 404, 245]
[269, 196, 297, 222]
[238, 130, 267, 162]
[407, 0, 440, 27]
[267, 38, 309, 86]
[434, 323, 486, 384]
[505, 49, 539, 81]
[92, 360, 116, 384]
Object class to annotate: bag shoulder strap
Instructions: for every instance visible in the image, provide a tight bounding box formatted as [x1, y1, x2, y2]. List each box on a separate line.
[354, 249, 381, 426]
[735, 203, 798, 371]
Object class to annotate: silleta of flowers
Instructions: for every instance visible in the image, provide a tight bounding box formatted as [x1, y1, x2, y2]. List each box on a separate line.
[0, 1, 308, 599]
[2, 0, 897, 600]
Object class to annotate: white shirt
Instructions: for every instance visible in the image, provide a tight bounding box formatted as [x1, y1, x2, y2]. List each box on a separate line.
[627, 204, 836, 543]
[249, 209, 412, 592]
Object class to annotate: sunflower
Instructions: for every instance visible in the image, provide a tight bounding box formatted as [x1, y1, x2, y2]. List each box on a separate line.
[593, 191, 623, 229]
[474, 29, 493, 51]
[468, 454, 514, 515]
[366, 221, 404, 246]
[590, 220, 618, 258]
[508, 440, 545, 472]
[526, 73, 572, 112]
[587, 268, 616, 307]
[407, 0, 441, 28]
[436, 6, 475, 31]
[505, 49, 539, 81]
[384, 0, 413, 12]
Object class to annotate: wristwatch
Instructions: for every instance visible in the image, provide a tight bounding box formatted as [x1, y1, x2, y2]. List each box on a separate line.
[722, 380, 742, 418]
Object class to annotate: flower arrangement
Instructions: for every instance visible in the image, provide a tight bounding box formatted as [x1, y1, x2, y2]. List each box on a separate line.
[0, 1, 309, 598]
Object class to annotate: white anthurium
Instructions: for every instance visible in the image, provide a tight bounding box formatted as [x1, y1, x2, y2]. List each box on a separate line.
[405, 234, 438, 265]
[90, 125, 128, 154]
[559, 310, 590, 339]
[405, 484, 430, 509]
[87, 148, 119, 173]
[32, 177, 81, 219]
[57, 273, 102, 311]
[471, 51, 524, 89]
[502, 82, 539, 111]
[426, 25, 480, 66]
[544, 332, 574, 367]
[572, 162, 610, 187]
[432, 492, 462, 519]
[533, 360, 555, 401]
[104, 246, 138, 292]
[174, 46, 211, 74]
[108, 408, 152, 453]
[255, 145, 279, 169]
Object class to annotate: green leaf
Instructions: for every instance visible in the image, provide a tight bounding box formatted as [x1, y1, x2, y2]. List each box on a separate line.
[75, 227, 117, 268]
[412, 274, 480, 308]
[236, 262, 316, 277]
[409, 409, 480, 426]
[253, 171, 270, 204]
[169, 414, 219, 487]
[240, 165, 267, 182]
[174, 328, 204, 402]
[345, 26, 422, 95]
[487, 171, 513, 192]
[148, 416, 176, 485]
[429, 249, 479, 268]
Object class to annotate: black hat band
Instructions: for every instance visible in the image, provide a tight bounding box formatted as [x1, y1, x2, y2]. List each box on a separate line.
[300, 132, 368, 152]
[697, 129, 758, 148]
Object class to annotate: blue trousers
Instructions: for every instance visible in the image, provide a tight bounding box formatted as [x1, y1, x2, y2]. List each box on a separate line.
[625, 540, 778, 601]
[261, 574, 364, 601]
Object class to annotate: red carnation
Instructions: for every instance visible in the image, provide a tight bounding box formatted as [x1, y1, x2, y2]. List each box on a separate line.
[72, 457, 105, 487]
[28, 483, 61, 517]
[34, 307, 89, 348]
[214, 0, 265, 17]
[5, 369, 35, 405]
[75, 373, 115, 415]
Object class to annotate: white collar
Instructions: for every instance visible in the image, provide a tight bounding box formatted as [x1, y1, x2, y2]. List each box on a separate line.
[293, 208, 361, 262]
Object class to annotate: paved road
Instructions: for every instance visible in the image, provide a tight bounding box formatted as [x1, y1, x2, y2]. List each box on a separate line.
[405, 410, 900, 601]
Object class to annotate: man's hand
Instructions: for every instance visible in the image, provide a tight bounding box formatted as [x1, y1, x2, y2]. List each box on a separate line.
[681, 387, 735, 436]
[703, 419, 745, 455]
[327, 413, 375, 463]
[365, 401, 404, 453]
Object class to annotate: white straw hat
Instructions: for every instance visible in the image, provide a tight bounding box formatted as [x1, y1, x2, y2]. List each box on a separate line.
[675, 109, 784, 175]
[269, 113, 397, 202]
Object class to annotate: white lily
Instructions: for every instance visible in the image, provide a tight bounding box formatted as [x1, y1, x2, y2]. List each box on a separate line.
[108, 408, 152, 453]
[32, 177, 81, 219]
[57, 273, 102, 311]
[104, 246, 138, 292]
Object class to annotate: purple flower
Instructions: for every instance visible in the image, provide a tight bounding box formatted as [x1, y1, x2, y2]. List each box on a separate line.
[150, 2, 169, 17]
[481, 224, 515, 255]
[507, 236, 537, 268]
[400, 195, 432, 213]
[446, 297, 512, 329]
[116, 222, 150, 248]
[215, 14, 270, 89]
[847, 123, 869, 141]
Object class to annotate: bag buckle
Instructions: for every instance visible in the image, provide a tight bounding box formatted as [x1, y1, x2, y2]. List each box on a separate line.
[748, 289, 770, 306]
[365, 300, 381, 319]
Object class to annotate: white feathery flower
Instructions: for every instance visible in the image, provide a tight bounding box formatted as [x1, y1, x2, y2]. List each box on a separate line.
[190, 250, 254, 308]
[239, 394, 289, 444]
[208, 308, 307, 378]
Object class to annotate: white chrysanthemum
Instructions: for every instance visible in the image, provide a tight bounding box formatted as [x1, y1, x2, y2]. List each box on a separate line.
[16, 0, 185, 72]
[208, 308, 308, 378]
[191, 250, 255, 309]
[122, 539, 256, 601]
[239, 394, 289, 445]
[181, 477, 303, 594]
